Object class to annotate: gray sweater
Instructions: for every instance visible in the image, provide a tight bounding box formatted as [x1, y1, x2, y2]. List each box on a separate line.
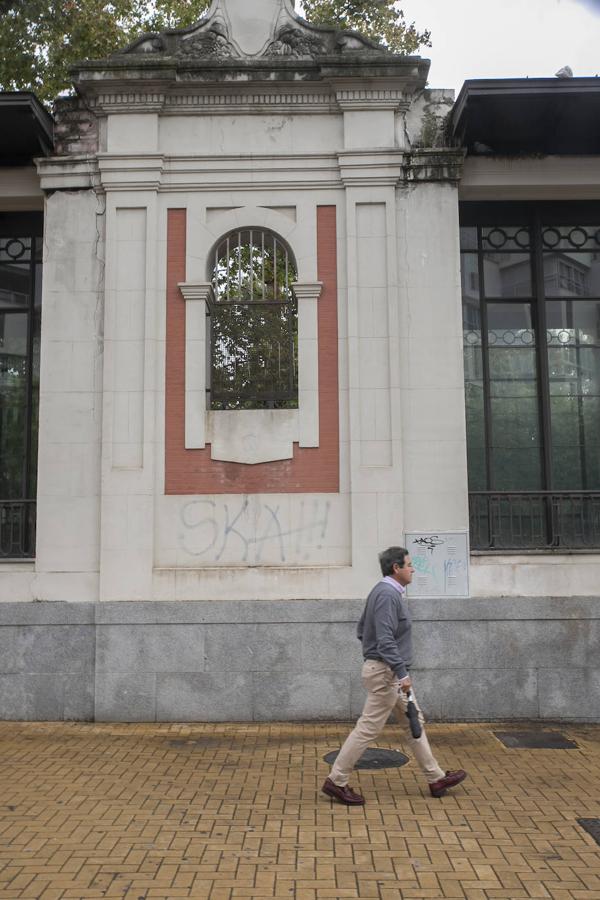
[356, 581, 413, 680]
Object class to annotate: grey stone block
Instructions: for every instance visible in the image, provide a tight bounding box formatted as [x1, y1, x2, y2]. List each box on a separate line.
[300, 622, 358, 672]
[0, 629, 22, 674]
[203, 624, 299, 673]
[95, 673, 156, 722]
[96, 624, 205, 674]
[413, 667, 539, 720]
[486, 620, 598, 669]
[95, 599, 366, 625]
[539, 668, 600, 720]
[0, 674, 66, 720]
[155, 672, 253, 721]
[413, 621, 490, 669]
[63, 673, 95, 721]
[0, 602, 95, 626]
[409, 596, 600, 622]
[0, 625, 94, 675]
[252, 671, 351, 721]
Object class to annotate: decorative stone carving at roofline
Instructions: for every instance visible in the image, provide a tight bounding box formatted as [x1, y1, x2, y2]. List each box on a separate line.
[112, 0, 395, 62]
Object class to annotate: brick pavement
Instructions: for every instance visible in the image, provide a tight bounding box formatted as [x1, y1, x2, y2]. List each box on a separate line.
[0, 721, 599, 899]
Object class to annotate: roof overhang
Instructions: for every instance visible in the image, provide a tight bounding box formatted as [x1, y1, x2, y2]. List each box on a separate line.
[451, 78, 600, 156]
[0, 93, 54, 166]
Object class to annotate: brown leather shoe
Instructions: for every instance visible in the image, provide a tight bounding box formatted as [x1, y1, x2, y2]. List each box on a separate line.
[321, 777, 365, 805]
[429, 769, 467, 798]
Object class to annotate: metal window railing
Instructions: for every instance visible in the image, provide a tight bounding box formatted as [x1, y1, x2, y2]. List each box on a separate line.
[0, 500, 36, 559]
[210, 228, 298, 409]
[469, 491, 600, 551]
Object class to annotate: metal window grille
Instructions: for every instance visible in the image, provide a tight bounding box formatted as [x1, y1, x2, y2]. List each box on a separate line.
[210, 229, 298, 409]
[469, 491, 600, 550]
[0, 500, 36, 558]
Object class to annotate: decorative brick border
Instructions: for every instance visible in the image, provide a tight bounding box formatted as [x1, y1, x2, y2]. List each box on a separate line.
[165, 206, 339, 493]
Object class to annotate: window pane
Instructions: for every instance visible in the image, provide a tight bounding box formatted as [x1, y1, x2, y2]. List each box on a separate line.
[463, 313, 486, 490]
[0, 313, 28, 498]
[542, 251, 600, 298]
[547, 299, 600, 488]
[460, 226, 477, 250]
[460, 253, 480, 300]
[484, 253, 532, 298]
[0, 262, 30, 309]
[487, 303, 542, 489]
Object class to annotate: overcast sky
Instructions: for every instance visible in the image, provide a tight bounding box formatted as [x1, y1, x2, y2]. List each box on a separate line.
[398, 0, 600, 95]
[297, 0, 600, 97]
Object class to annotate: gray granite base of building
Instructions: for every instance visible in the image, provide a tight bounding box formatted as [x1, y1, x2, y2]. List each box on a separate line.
[1, 597, 599, 722]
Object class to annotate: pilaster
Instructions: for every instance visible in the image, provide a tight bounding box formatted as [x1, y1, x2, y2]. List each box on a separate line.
[292, 281, 322, 448]
[178, 282, 214, 450]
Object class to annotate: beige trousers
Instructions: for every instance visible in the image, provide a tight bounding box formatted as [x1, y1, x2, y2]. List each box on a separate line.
[329, 659, 446, 786]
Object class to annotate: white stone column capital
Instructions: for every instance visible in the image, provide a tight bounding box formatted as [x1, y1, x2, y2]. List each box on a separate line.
[178, 282, 215, 304]
[291, 281, 323, 303]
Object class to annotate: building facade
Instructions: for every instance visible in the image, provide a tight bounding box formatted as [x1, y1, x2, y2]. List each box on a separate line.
[1, 0, 599, 721]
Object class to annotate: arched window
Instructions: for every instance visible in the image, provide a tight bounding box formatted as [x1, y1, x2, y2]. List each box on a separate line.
[210, 229, 298, 409]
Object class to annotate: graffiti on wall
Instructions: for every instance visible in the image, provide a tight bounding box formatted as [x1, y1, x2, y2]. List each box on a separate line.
[178, 497, 332, 564]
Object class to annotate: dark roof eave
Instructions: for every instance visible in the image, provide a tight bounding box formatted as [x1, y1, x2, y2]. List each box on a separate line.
[451, 77, 600, 157]
[0, 92, 54, 163]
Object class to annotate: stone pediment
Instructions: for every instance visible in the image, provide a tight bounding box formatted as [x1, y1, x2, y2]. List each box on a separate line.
[120, 0, 390, 61]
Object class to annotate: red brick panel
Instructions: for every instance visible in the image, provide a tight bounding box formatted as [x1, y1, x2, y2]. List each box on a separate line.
[165, 206, 339, 494]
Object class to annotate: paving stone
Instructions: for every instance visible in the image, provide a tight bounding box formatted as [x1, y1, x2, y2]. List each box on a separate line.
[0, 720, 599, 898]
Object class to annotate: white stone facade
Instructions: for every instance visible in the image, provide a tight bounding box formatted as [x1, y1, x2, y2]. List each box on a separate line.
[2, 0, 600, 614]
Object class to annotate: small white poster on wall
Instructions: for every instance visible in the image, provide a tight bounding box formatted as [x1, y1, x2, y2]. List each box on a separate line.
[404, 531, 469, 598]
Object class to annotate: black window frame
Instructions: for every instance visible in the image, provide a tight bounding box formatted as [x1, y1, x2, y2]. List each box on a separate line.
[0, 211, 42, 559]
[461, 201, 600, 551]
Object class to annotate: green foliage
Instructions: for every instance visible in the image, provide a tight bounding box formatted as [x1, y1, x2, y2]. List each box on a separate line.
[0, 1, 431, 106]
[211, 237, 298, 409]
[300, 0, 430, 54]
[0, 0, 211, 104]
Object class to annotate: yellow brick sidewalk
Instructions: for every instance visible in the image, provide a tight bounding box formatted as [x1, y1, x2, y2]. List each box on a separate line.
[1, 721, 599, 899]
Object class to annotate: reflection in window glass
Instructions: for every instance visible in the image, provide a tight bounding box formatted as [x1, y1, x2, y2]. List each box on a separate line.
[486, 303, 542, 490]
[460, 226, 478, 250]
[463, 304, 485, 490]
[484, 253, 532, 298]
[0, 313, 28, 499]
[542, 251, 600, 298]
[460, 253, 479, 301]
[546, 300, 600, 489]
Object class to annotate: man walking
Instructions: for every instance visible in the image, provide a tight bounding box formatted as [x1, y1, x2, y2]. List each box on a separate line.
[322, 546, 467, 805]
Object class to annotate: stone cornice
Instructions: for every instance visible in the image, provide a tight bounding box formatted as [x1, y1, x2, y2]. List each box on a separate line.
[36, 155, 100, 191]
[403, 149, 466, 184]
[338, 150, 403, 187]
[97, 155, 165, 191]
[331, 79, 412, 113]
[81, 78, 421, 116]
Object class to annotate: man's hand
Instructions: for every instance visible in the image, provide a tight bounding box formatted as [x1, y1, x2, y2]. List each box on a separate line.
[398, 675, 412, 695]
